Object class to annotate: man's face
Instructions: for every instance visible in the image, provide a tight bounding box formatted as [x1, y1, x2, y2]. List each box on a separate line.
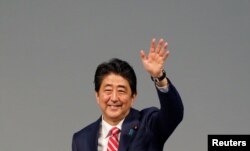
[95, 73, 136, 125]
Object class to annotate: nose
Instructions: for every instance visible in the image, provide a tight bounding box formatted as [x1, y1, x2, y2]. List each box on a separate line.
[111, 91, 118, 101]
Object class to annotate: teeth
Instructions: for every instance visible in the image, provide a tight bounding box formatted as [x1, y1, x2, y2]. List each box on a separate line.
[109, 105, 120, 109]
[109, 105, 120, 107]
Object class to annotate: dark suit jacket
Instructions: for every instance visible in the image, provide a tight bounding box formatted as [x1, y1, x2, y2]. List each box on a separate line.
[72, 80, 184, 151]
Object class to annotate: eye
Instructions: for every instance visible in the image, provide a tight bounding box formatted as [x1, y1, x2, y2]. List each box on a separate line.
[104, 89, 112, 94]
[118, 89, 126, 94]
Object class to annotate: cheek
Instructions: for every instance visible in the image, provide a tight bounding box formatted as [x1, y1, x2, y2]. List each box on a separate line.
[121, 96, 133, 105]
[100, 94, 111, 102]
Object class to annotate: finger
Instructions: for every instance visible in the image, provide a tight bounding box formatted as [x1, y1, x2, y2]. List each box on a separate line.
[140, 50, 147, 60]
[162, 50, 170, 61]
[159, 42, 168, 56]
[156, 38, 164, 53]
[164, 41, 168, 50]
[150, 38, 156, 53]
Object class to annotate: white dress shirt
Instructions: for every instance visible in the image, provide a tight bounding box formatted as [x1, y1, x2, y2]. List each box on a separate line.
[98, 117, 124, 151]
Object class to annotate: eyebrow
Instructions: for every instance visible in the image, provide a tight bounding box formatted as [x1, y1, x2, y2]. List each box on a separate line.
[104, 84, 126, 89]
[117, 85, 126, 89]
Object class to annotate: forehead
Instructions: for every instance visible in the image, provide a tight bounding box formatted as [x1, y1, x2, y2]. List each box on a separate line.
[101, 73, 130, 87]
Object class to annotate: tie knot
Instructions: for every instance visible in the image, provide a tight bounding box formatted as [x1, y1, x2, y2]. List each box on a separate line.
[110, 127, 120, 136]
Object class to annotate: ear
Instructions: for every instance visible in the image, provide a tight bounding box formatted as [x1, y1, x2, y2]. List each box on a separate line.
[95, 92, 100, 104]
[131, 94, 137, 106]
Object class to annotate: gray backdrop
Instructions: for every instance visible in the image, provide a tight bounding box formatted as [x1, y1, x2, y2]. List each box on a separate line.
[1, 0, 250, 150]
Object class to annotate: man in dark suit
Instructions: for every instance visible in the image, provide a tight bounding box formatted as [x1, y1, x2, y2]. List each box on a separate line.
[72, 38, 184, 151]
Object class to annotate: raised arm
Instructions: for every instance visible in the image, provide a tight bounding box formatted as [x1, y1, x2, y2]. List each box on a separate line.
[140, 38, 183, 141]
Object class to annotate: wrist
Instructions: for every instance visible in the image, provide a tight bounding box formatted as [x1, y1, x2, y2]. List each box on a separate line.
[151, 69, 166, 83]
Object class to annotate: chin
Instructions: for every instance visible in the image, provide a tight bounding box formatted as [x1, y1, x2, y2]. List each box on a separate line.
[108, 113, 121, 118]
[106, 112, 122, 119]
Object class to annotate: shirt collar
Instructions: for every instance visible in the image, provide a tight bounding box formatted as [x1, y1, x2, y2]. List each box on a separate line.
[101, 116, 124, 138]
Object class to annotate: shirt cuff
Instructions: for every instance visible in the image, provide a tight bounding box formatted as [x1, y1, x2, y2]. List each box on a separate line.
[156, 84, 169, 93]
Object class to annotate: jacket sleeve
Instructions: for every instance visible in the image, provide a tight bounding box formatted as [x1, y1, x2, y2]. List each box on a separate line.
[152, 78, 184, 142]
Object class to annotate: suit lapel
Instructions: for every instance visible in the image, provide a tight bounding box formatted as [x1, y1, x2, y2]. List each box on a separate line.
[87, 117, 101, 151]
[119, 108, 140, 151]
[90, 109, 140, 151]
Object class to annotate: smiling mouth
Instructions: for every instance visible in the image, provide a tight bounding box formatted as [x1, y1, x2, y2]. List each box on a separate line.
[108, 105, 122, 110]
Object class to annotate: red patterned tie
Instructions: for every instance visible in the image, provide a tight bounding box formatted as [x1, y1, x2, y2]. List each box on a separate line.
[107, 127, 120, 151]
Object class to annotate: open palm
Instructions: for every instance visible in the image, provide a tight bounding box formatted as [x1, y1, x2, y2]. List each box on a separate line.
[140, 38, 170, 77]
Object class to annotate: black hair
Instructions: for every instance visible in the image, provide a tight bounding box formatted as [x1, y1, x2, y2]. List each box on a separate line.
[94, 58, 137, 96]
